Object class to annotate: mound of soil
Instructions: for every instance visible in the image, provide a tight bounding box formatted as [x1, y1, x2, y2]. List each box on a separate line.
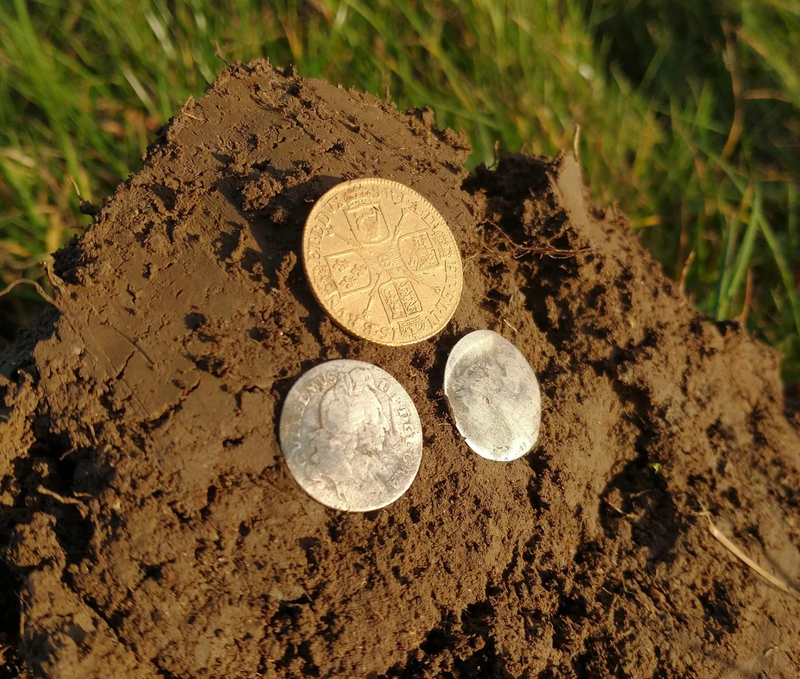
[1, 60, 799, 679]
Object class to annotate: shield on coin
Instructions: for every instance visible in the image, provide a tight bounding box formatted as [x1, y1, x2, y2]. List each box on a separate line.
[397, 231, 440, 272]
[325, 250, 372, 296]
[379, 279, 422, 322]
[345, 204, 391, 245]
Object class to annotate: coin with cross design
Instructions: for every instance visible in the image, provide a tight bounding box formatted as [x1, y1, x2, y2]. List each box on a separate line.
[302, 178, 463, 346]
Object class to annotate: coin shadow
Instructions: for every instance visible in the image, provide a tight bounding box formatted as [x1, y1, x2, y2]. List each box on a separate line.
[424, 327, 474, 421]
[214, 165, 341, 287]
[213, 166, 346, 350]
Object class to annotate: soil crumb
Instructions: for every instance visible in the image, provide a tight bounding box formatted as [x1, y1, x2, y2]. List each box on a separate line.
[1, 60, 799, 679]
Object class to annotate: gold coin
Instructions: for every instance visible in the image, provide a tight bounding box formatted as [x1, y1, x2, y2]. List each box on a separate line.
[302, 178, 463, 346]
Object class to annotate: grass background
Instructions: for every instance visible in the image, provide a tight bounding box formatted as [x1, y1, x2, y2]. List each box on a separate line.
[0, 0, 799, 382]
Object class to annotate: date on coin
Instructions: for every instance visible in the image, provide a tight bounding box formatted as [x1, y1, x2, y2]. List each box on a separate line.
[302, 178, 463, 346]
[279, 360, 423, 511]
[444, 330, 541, 462]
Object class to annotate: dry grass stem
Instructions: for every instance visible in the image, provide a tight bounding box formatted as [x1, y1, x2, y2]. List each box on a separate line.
[680, 250, 696, 296]
[0, 278, 58, 308]
[702, 511, 800, 600]
[36, 485, 87, 514]
[721, 23, 744, 162]
[512, 244, 592, 260]
[502, 318, 518, 333]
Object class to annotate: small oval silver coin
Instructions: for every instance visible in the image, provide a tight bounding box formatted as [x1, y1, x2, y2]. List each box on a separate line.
[444, 330, 541, 462]
[279, 360, 423, 512]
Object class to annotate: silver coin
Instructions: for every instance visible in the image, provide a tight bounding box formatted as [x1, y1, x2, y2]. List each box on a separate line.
[279, 360, 423, 512]
[444, 330, 541, 461]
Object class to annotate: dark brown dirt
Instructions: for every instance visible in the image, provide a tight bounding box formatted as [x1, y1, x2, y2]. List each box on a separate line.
[1, 60, 800, 679]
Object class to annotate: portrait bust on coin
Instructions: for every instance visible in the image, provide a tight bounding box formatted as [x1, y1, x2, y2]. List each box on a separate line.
[280, 360, 423, 512]
[303, 178, 463, 346]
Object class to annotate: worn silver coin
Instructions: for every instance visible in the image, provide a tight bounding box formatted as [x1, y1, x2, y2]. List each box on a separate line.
[444, 330, 541, 462]
[279, 359, 423, 512]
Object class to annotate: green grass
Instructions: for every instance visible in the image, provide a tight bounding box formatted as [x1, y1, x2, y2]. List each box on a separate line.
[1, 0, 799, 382]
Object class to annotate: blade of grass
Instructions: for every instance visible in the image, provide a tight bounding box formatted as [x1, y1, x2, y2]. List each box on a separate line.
[714, 209, 742, 319]
[789, 182, 798, 253]
[759, 210, 800, 336]
[719, 184, 762, 320]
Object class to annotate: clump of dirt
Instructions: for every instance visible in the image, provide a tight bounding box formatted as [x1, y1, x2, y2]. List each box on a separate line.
[1, 60, 799, 678]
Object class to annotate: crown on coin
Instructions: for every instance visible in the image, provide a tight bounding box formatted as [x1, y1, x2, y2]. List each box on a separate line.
[342, 187, 379, 209]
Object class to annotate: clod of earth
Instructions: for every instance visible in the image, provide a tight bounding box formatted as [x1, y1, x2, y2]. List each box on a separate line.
[1, 60, 799, 679]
